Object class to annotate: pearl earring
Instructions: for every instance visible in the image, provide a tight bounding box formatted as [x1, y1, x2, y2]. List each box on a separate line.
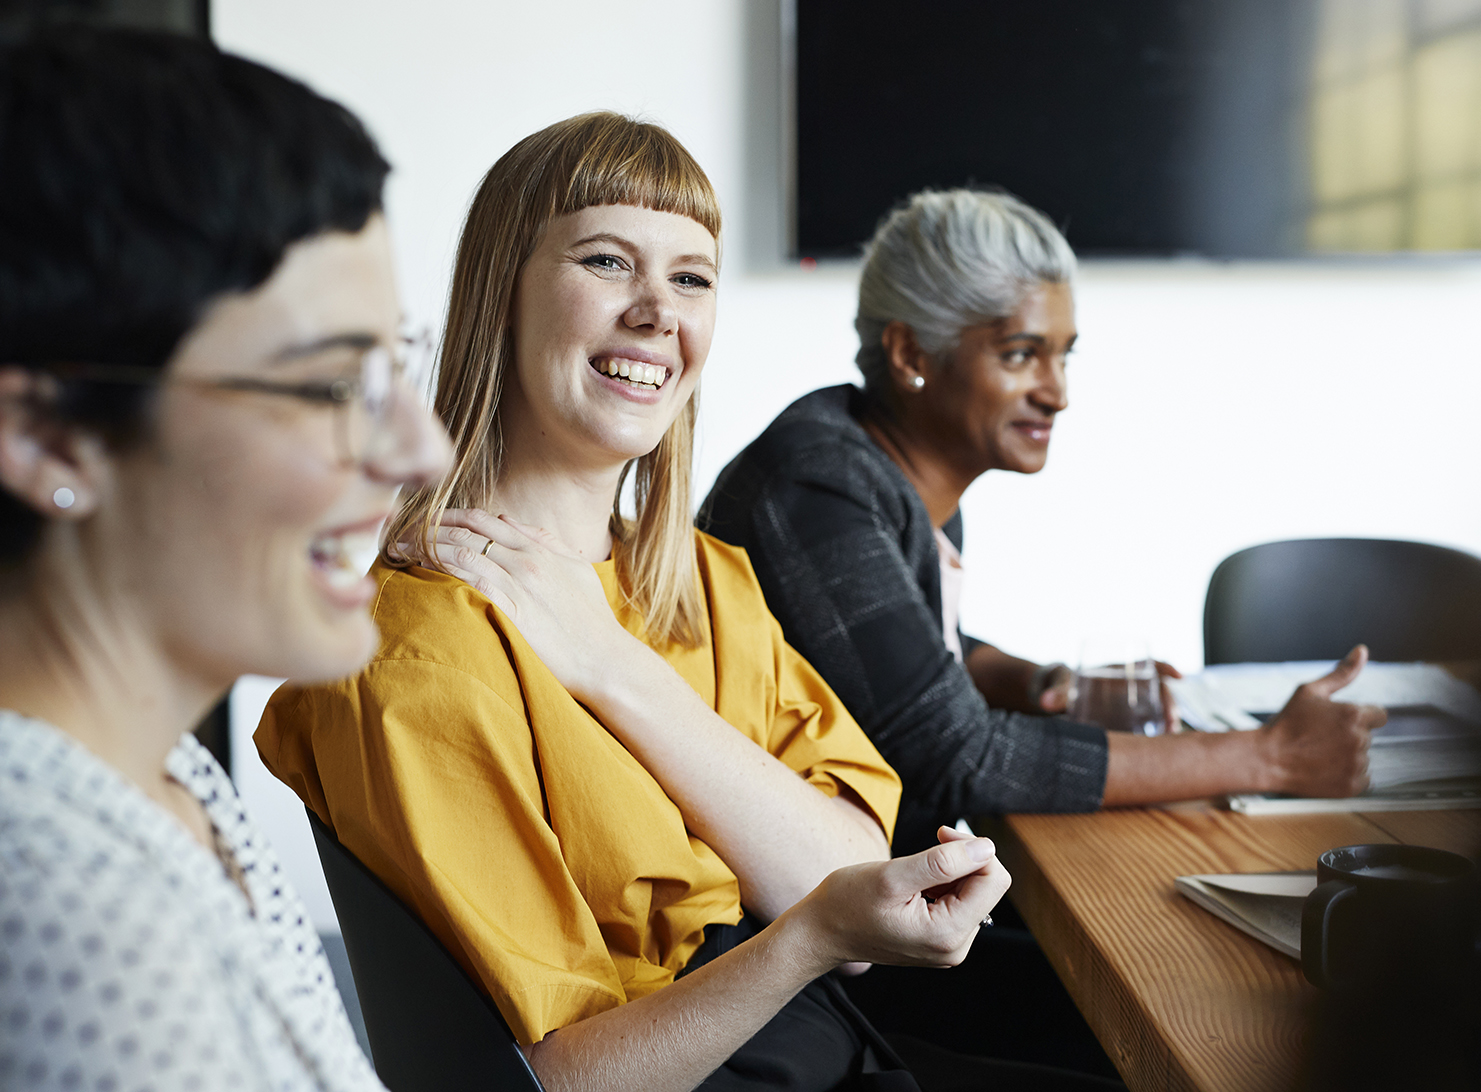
[910, 376, 925, 389]
[53, 487, 75, 509]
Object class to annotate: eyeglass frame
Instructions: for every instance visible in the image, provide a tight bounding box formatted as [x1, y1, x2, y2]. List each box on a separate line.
[31, 329, 434, 466]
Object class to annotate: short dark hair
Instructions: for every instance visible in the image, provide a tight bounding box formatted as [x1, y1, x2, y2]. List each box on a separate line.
[0, 28, 390, 563]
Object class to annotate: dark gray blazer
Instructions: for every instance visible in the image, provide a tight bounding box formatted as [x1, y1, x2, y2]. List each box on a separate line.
[700, 385, 1107, 854]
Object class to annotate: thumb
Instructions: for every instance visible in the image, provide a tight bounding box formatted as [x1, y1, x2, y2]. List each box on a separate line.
[1303, 644, 1368, 699]
[1039, 683, 1069, 713]
[891, 838, 997, 894]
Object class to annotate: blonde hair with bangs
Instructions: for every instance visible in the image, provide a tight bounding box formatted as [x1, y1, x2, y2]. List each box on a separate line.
[384, 112, 721, 648]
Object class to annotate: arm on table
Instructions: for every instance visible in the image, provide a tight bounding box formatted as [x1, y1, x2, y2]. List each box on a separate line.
[526, 829, 1009, 1092]
[1101, 645, 1386, 805]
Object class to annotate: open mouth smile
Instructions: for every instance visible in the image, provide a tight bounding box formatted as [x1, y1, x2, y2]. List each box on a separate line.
[590, 356, 669, 390]
[309, 526, 382, 591]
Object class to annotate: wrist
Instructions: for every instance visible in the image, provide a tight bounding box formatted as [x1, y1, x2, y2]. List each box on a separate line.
[1248, 723, 1286, 794]
[565, 630, 658, 712]
[771, 888, 848, 982]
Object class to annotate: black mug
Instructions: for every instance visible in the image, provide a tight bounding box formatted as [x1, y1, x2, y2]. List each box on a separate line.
[1301, 843, 1475, 990]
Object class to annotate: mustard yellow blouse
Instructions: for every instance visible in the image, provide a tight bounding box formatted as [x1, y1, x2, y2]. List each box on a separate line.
[255, 531, 901, 1044]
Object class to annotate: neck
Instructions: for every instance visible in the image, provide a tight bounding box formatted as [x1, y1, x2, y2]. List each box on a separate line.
[484, 448, 624, 562]
[0, 546, 222, 810]
[860, 402, 975, 529]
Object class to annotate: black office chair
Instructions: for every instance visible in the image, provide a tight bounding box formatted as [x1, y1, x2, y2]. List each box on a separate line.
[1203, 538, 1481, 665]
[307, 810, 545, 1092]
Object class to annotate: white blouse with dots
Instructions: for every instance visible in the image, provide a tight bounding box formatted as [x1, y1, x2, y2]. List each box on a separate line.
[0, 710, 384, 1092]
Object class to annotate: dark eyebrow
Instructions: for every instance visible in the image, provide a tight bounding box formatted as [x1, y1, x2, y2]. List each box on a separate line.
[270, 332, 379, 363]
[570, 232, 718, 273]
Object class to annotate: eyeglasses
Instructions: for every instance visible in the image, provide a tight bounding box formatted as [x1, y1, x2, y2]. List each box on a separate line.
[39, 331, 435, 466]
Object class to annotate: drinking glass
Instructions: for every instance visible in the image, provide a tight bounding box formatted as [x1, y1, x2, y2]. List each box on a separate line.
[1070, 636, 1164, 737]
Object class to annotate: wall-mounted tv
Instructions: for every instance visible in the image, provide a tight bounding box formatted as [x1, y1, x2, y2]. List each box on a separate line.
[794, 0, 1481, 259]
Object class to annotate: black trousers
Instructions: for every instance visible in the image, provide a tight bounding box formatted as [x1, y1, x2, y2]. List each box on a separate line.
[686, 916, 1124, 1092]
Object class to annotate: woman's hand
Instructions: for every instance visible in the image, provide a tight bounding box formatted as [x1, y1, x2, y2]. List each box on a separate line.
[418, 508, 643, 702]
[1255, 645, 1386, 797]
[524, 829, 1008, 1092]
[787, 826, 1010, 973]
[1102, 645, 1386, 806]
[1033, 664, 1076, 714]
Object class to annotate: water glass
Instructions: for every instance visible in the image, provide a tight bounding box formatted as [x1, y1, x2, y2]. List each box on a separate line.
[1071, 637, 1164, 737]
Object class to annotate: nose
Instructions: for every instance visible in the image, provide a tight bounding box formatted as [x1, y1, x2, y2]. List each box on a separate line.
[622, 274, 679, 335]
[1031, 356, 1069, 415]
[362, 381, 452, 488]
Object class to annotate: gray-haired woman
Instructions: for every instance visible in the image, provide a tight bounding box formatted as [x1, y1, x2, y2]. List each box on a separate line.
[700, 187, 1383, 1071]
[701, 187, 1381, 854]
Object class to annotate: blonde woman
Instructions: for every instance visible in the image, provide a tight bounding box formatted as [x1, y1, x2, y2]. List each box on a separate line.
[254, 115, 1094, 1092]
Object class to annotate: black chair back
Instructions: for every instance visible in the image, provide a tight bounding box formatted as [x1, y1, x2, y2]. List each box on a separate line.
[307, 810, 545, 1092]
[1203, 537, 1481, 665]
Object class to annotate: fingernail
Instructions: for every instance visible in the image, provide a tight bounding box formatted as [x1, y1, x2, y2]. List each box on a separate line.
[966, 838, 996, 862]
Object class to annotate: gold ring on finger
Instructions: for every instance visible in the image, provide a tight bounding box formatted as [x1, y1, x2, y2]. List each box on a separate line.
[480, 537, 494, 558]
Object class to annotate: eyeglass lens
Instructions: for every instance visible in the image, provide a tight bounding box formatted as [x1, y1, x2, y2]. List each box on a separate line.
[339, 334, 434, 465]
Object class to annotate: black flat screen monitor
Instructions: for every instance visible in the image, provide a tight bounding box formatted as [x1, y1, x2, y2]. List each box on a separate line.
[795, 0, 1481, 259]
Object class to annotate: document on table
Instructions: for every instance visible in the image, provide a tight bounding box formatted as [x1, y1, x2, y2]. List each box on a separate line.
[1167, 662, 1481, 813]
[1174, 871, 1317, 959]
[1168, 661, 1481, 732]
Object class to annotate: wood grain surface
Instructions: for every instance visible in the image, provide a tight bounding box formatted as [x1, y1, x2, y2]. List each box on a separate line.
[986, 804, 1481, 1092]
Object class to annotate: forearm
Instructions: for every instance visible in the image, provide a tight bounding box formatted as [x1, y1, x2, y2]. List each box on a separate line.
[1101, 728, 1276, 806]
[964, 643, 1042, 714]
[527, 911, 829, 1092]
[587, 643, 890, 920]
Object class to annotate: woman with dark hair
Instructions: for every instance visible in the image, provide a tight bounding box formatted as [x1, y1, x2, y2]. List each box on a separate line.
[252, 116, 1118, 1092]
[0, 31, 450, 1090]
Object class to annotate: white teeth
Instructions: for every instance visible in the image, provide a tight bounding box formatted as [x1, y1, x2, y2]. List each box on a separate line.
[311, 529, 380, 585]
[343, 533, 380, 576]
[323, 565, 365, 590]
[591, 358, 669, 389]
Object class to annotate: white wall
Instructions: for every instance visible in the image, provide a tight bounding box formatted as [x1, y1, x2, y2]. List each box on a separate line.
[214, 0, 1481, 927]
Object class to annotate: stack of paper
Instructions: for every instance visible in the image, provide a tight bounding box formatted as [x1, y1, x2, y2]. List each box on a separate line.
[1174, 871, 1317, 958]
[1166, 662, 1481, 813]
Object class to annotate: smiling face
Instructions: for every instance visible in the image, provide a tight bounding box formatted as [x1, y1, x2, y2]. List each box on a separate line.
[502, 204, 718, 473]
[916, 281, 1076, 478]
[97, 215, 450, 685]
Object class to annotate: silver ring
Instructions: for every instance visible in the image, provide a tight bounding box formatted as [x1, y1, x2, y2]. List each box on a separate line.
[479, 538, 493, 558]
[980, 915, 994, 927]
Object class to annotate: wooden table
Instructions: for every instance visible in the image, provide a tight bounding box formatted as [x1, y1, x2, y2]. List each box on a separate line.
[986, 804, 1481, 1092]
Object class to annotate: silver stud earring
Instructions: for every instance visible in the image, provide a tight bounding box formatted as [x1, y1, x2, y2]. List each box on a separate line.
[52, 487, 76, 509]
[910, 375, 925, 389]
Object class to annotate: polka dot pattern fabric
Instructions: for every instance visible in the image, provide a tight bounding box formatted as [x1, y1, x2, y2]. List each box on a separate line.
[0, 711, 385, 1092]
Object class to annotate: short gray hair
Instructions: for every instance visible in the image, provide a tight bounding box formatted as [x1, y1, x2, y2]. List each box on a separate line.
[854, 189, 1076, 390]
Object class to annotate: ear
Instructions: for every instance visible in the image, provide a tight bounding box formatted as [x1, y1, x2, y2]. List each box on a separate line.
[0, 367, 107, 520]
[879, 322, 933, 394]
